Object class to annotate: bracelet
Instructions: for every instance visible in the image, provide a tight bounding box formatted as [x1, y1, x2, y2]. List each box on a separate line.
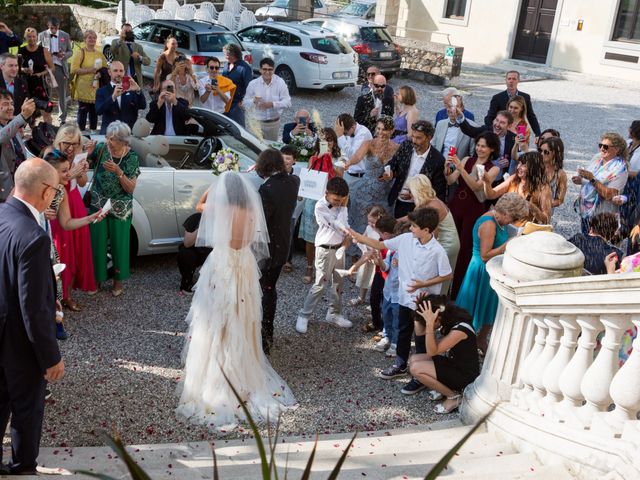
[589, 178, 597, 185]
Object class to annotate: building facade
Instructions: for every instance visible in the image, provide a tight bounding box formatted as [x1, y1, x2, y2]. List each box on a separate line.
[376, 0, 640, 80]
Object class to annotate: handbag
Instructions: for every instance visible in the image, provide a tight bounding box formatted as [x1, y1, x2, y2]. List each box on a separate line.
[298, 167, 328, 201]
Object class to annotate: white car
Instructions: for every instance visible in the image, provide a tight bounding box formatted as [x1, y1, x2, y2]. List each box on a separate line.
[236, 21, 359, 92]
[255, 0, 328, 19]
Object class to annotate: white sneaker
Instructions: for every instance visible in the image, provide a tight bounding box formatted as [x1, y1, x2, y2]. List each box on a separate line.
[324, 311, 352, 328]
[374, 337, 390, 352]
[385, 344, 397, 357]
[295, 316, 309, 334]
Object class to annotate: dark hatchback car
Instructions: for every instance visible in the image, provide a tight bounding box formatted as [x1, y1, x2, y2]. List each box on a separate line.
[302, 18, 401, 78]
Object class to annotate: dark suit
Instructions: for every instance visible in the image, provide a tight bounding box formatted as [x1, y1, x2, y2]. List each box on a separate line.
[458, 119, 516, 179]
[146, 97, 192, 136]
[484, 90, 541, 137]
[0, 197, 59, 473]
[95, 84, 147, 134]
[258, 172, 300, 352]
[354, 91, 394, 135]
[387, 140, 446, 217]
[0, 75, 30, 113]
[282, 121, 317, 144]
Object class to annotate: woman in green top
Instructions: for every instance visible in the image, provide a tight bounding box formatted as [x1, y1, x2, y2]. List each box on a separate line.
[88, 121, 140, 297]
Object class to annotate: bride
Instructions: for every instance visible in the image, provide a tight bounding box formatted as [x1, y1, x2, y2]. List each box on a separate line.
[176, 171, 297, 429]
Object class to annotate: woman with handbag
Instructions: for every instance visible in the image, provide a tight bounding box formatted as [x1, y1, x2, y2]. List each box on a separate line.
[70, 30, 108, 133]
[88, 121, 141, 297]
[50, 124, 100, 309]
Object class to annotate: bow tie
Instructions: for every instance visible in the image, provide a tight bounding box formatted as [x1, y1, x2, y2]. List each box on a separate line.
[448, 122, 459, 128]
[350, 133, 355, 138]
[50, 34, 57, 38]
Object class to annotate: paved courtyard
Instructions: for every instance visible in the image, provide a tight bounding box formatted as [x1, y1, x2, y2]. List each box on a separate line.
[5, 69, 639, 449]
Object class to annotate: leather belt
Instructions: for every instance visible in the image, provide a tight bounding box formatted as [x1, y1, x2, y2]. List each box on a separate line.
[347, 172, 365, 177]
[319, 244, 342, 250]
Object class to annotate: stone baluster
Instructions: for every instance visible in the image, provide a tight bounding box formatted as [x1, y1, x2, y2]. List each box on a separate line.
[527, 315, 562, 414]
[556, 316, 602, 423]
[541, 316, 579, 417]
[578, 314, 631, 426]
[513, 315, 547, 410]
[604, 316, 640, 434]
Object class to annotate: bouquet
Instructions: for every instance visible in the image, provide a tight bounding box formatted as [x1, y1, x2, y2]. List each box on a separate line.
[290, 133, 317, 163]
[211, 148, 240, 175]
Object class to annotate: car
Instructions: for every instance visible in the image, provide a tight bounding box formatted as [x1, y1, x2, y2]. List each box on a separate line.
[255, 0, 328, 20]
[25, 110, 286, 256]
[102, 20, 251, 79]
[301, 18, 401, 78]
[236, 21, 359, 92]
[335, 0, 376, 20]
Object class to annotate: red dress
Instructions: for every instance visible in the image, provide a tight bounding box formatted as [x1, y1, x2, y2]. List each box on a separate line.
[448, 156, 491, 299]
[50, 183, 97, 298]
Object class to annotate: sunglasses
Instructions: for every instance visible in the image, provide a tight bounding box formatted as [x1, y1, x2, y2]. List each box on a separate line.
[42, 182, 63, 195]
[373, 84, 385, 88]
[598, 143, 611, 151]
[412, 123, 428, 132]
[366, 72, 376, 76]
[208, 65, 220, 70]
[537, 148, 550, 155]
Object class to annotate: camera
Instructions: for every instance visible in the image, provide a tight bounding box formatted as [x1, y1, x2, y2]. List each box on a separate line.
[210, 77, 218, 87]
[124, 31, 135, 42]
[34, 98, 54, 113]
[166, 85, 174, 93]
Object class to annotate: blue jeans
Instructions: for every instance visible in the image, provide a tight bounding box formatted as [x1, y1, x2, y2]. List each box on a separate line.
[382, 298, 399, 345]
[225, 104, 245, 128]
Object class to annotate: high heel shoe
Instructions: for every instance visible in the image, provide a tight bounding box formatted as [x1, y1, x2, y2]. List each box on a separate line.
[434, 394, 462, 414]
[62, 299, 82, 312]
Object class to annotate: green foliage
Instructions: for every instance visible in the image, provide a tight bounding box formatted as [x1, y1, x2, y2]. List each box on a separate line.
[75, 433, 152, 480]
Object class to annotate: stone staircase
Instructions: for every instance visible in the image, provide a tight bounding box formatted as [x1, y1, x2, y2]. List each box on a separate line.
[15, 419, 575, 479]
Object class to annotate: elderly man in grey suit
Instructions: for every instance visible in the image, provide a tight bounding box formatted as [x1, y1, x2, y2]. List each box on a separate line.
[110, 23, 151, 85]
[38, 17, 72, 123]
[432, 95, 475, 160]
[0, 92, 35, 201]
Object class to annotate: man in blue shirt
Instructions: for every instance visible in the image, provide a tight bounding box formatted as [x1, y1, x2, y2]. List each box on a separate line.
[222, 43, 252, 128]
[434, 87, 474, 124]
[0, 22, 21, 55]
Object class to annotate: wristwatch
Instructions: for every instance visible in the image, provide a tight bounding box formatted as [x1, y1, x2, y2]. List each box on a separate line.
[589, 178, 597, 185]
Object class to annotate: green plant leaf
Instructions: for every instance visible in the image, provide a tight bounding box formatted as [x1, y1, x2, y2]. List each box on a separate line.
[210, 442, 220, 480]
[423, 405, 496, 480]
[268, 413, 282, 480]
[219, 367, 270, 479]
[326, 433, 357, 480]
[299, 434, 319, 480]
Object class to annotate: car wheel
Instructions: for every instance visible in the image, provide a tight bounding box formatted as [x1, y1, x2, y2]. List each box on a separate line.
[326, 86, 345, 92]
[103, 46, 113, 63]
[276, 66, 297, 94]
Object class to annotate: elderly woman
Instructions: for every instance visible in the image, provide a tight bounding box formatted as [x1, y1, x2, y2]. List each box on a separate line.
[456, 193, 529, 354]
[49, 124, 98, 309]
[88, 121, 140, 296]
[70, 30, 107, 132]
[573, 132, 629, 235]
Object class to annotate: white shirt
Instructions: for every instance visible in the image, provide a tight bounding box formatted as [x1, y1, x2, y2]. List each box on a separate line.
[15, 196, 41, 224]
[314, 196, 349, 247]
[164, 102, 176, 136]
[47, 30, 62, 66]
[443, 123, 459, 155]
[337, 123, 372, 174]
[198, 76, 227, 113]
[110, 82, 122, 108]
[629, 140, 640, 173]
[245, 74, 291, 121]
[398, 147, 430, 201]
[383, 232, 452, 308]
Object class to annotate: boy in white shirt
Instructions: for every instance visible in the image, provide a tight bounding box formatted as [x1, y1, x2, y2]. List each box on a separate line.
[349, 207, 452, 394]
[296, 177, 353, 334]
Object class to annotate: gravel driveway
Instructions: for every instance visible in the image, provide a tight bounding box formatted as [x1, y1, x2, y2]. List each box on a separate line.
[9, 70, 640, 448]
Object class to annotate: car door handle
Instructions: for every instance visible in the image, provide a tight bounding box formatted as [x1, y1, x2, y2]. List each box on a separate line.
[184, 139, 199, 144]
[177, 185, 193, 193]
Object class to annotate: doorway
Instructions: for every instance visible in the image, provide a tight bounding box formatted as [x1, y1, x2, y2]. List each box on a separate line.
[512, 0, 558, 63]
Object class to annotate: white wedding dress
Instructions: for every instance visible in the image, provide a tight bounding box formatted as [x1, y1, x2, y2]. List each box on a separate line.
[176, 172, 297, 430]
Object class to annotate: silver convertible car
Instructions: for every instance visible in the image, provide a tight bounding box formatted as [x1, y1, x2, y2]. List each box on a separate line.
[28, 109, 275, 256]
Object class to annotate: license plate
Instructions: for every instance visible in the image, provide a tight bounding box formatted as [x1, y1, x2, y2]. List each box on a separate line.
[333, 71, 351, 79]
[380, 51, 392, 59]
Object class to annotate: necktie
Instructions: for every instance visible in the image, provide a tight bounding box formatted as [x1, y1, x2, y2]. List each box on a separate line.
[127, 43, 136, 80]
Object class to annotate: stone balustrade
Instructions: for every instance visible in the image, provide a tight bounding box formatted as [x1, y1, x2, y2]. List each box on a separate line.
[461, 231, 640, 480]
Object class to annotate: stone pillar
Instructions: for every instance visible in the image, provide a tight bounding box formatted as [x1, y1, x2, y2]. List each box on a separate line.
[289, 0, 313, 20]
[461, 232, 584, 424]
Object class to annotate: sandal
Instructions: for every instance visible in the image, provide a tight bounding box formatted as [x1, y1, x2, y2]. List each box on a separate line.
[434, 394, 462, 414]
[302, 266, 314, 284]
[427, 389, 444, 402]
[111, 288, 123, 297]
[283, 262, 293, 273]
[349, 297, 365, 307]
[62, 299, 82, 312]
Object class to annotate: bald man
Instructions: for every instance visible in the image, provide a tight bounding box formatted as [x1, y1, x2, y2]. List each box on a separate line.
[95, 60, 146, 134]
[0, 158, 64, 475]
[282, 109, 317, 145]
[354, 74, 394, 135]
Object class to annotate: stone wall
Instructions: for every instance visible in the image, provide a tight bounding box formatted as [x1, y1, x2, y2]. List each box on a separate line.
[394, 37, 463, 82]
[2, 4, 116, 43]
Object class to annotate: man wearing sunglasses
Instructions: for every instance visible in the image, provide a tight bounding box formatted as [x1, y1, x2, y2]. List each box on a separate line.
[383, 120, 447, 218]
[360, 66, 394, 97]
[0, 158, 65, 475]
[198, 57, 236, 114]
[354, 74, 393, 135]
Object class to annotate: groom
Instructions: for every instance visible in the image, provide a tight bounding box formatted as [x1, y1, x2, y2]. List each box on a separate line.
[255, 149, 300, 354]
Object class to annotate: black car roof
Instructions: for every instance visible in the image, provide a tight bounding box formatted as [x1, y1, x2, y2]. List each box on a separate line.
[144, 19, 231, 33]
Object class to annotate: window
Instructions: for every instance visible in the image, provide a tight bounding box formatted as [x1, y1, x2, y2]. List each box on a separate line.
[237, 27, 264, 43]
[313, 0, 323, 8]
[150, 26, 172, 45]
[262, 27, 289, 46]
[613, 0, 640, 43]
[289, 34, 302, 47]
[360, 27, 393, 43]
[172, 29, 191, 50]
[311, 36, 350, 54]
[339, 2, 370, 17]
[197, 33, 243, 52]
[133, 23, 154, 41]
[444, 0, 467, 20]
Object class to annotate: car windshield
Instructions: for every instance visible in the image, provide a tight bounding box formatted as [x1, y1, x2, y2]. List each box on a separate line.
[340, 2, 369, 16]
[311, 36, 351, 54]
[361, 27, 393, 43]
[271, 0, 289, 7]
[197, 33, 243, 52]
[218, 133, 258, 169]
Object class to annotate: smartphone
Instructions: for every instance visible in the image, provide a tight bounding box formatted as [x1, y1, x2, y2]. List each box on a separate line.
[121, 75, 130, 91]
[166, 85, 174, 93]
[517, 124, 526, 137]
[210, 77, 218, 87]
[319, 140, 328, 155]
[448, 146, 457, 157]
[299, 117, 307, 127]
